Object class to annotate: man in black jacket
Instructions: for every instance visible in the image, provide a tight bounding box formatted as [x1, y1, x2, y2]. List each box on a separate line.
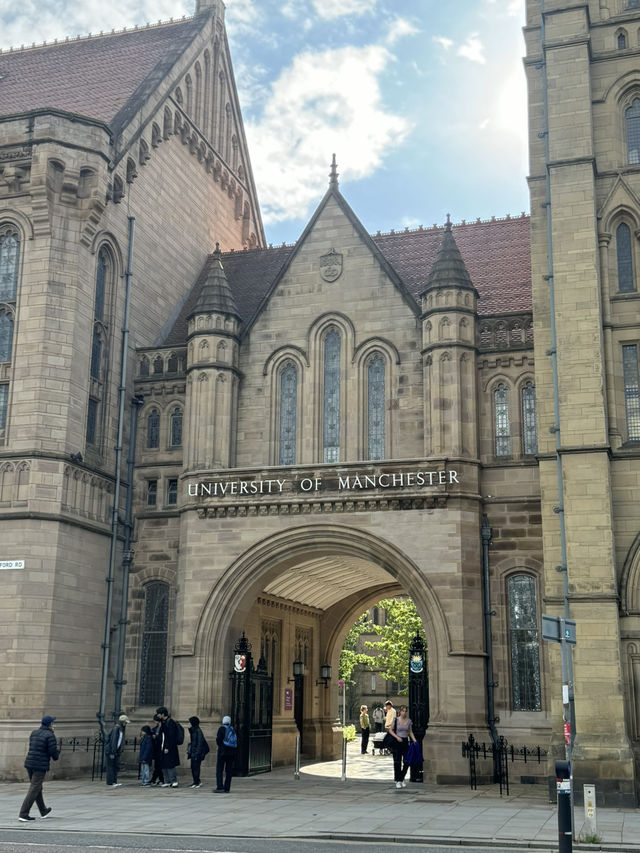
[156, 706, 180, 787]
[105, 714, 130, 787]
[18, 715, 59, 822]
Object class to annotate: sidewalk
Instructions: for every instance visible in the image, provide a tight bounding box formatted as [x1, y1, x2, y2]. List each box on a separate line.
[1, 741, 638, 850]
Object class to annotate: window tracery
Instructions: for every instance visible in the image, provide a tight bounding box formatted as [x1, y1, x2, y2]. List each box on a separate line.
[139, 581, 169, 706]
[616, 222, 635, 292]
[494, 383, 511, 456]
[521, 381, 538, 455]
[623, 344, 640, 440]
[626, 98, 640, 164]
[508, 574, 542, 711]
[86, 247, 112, 448]
[278, 361, 297, 465]
[323, 329, 341, 463]
[147, 409, 160, 449]
[367, 354, 386, 461]
[170, 407, 183, 448]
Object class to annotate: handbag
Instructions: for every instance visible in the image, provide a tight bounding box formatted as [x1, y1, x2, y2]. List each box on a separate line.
[382, 716, 397, 750]
[405, 741, 423, 765]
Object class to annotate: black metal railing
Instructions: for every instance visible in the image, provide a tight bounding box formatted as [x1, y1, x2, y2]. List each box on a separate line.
[55, 735, 143, 781]
[461, 733, 548, 796]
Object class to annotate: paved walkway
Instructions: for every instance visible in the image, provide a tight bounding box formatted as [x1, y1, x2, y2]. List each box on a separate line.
[1, 742, 639, 850]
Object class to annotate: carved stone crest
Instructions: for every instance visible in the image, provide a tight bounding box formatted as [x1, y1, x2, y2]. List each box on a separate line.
[319, 248, 343, 282]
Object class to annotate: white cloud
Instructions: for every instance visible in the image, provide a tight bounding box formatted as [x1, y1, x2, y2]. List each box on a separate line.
[245, 44, 411, 224]
[433, 35, 453, 50]
[386, 18, 419, 47]
[457, 33, 485, 64]
[312, 0, 377, 21]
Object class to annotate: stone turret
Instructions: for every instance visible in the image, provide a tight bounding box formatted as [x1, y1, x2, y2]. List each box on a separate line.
[184, 248, 240, 470]
[420, 216, 478, 458]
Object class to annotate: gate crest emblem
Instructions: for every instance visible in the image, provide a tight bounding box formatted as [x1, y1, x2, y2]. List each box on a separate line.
[319, 248, 343, 282]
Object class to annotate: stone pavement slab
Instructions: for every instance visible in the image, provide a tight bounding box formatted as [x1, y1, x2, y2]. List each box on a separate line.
[0, 744, 638, 850]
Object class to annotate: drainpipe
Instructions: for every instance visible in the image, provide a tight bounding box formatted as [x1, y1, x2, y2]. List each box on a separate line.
[97, 215, 135, 740]
[481, 514, 499, 779]
[112, 393, 144, 719]
[538, 1, 576, 751]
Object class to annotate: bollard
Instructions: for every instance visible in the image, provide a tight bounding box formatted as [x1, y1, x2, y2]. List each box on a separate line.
[294, 734, 300, 780]
[583, 784, 596, 838]
[556, 760, 572, 853]
[341, 736, 347, 782]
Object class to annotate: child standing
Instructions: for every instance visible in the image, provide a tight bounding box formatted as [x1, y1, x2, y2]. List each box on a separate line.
[138, 725, 153, 787]
[187, 716, 210, 788]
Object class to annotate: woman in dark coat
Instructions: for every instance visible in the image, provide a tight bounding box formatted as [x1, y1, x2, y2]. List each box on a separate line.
[156, 706, 180, 787]
[150, 715, 164, 785]
[187, 716, 209, 788]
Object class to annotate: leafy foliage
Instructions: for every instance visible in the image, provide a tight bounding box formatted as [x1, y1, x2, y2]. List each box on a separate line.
[365, 598, 426, 693]
[339, 612, 377, 684]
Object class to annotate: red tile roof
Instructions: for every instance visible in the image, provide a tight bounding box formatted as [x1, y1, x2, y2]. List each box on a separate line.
[0, 17, 205, 127]
[163, 215, 531, 346]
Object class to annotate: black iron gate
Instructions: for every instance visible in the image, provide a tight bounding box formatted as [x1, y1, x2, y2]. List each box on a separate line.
[230, 633, 273, 776]
[408, 632, 429, 783]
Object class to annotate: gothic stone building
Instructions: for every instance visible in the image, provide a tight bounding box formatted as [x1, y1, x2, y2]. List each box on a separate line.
[2, 0, 640, 804]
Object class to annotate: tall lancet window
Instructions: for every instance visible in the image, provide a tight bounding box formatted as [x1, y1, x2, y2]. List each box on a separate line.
[367, 354, 386, 460]
[278, 361, 297, 465]
[521, 381, 538, 455]
[86, 247, 111, 446]
[617, 223, 635, 292]
[0, 229, 19, 302]
[323, 329, 341, 462]
[139, 581, 169, 706]
[509, 574, 542, 711]
[494, 383, 511, 456]
[0, 228, 19, 442]
[626, 98, 640, 164]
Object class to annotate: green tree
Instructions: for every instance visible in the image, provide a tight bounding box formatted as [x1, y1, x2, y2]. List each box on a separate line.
[339, 612, 376, 683]
[364, 597, 426, 694]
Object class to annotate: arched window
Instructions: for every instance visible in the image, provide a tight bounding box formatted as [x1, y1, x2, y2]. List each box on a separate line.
[169, 407, 183, 447]
[623, 344, 640, 440]
[323, 329, 341, 463]
[494, 383, 511, 456]
[626, 98, 640, 164]
[153, 356, 164, 375]
[194, 62, 202, 127]
[618, 30, 628, 49]
[167, 352, 178, 374]
[185, 74, 193, 117]
[86, 247, 112, 447]
[616, 223, 635, 292]
[0, 309, 14, 363]
[367, 354, 386, 460]
[147, 409, 160, 449]
[0, 228, 20, 302]
[139, 581, 169, 706]
[278, 361, 297, 465]
[139, 357, 150, 377]
[508, 574, 542, 711]
[521, 381, 538, 455]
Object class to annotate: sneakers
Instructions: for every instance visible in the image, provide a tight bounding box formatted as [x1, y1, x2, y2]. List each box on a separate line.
[213, 787, 225, 793]
[140, 783, 151, 787]
[109, 782, 122, 788]
[189, 783, 201, 788]
[41, 807, 52, 818]
[170, 782, 179, 788]
[401, 780, 407, 788]
[160, 782, 171, 787]
[18, 815, 36, 822]
[395, 781, 402, 789]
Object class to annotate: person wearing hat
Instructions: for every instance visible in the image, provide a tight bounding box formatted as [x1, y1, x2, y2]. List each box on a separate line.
[104, 713, 130, 787]
[18, 715, 59, 821]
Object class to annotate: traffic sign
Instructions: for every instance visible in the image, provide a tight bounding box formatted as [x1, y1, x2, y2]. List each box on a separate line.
[542, 614, 576, 645]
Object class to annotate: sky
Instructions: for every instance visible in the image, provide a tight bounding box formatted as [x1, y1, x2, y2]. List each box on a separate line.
[0, 0, 529, 246]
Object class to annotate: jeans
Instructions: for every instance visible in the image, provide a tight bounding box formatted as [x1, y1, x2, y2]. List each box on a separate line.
[164, 765, 177, 784]
[140, 762, 150, 785]
[105, 753, 120, 785]
[392, 738, 409, 781]
[19, 769, 47, 818]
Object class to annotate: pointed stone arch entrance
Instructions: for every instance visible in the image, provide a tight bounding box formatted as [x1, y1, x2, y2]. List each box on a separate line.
[176, 520, 483, 781]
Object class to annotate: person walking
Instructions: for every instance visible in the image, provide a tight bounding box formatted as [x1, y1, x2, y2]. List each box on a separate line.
[105, 714, 130, 787]
[388, 704, 416, 789]
[359, 705, 370, 755]
[187, 716, 209, 788]
[214, 715, 237, 793]
[372, 704, 385, 733]
[18, 715, 59, 822]
[150, 714, 164, 785]
[156, 706, 180, 787]
[138, 725, 153, 787]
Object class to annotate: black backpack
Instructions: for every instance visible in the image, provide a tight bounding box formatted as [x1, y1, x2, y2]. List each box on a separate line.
[175, 720, 185, 746]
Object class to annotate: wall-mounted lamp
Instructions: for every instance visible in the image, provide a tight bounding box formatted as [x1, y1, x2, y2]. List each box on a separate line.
[316, 663, 332, 689]
[288, 658, 304, 682]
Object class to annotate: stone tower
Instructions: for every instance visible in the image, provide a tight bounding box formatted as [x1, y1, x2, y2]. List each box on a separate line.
[185, 250, 240, 470]
[420, 215, 479, 459]
[525, 0, 640, 804]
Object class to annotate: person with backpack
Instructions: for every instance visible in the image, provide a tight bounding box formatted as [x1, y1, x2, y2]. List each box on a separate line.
[214, 714, 237, 793]
[155, 706, 181, 788]
[187, 716, 210, 788]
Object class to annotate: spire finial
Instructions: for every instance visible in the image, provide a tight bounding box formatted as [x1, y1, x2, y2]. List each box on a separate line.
[329, 154, 339, 188]
[445, 213, 451, 231]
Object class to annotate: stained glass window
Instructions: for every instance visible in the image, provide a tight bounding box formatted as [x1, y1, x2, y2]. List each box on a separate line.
[279, 362, 297, 465]
[139, 581, 169, 705]
[94, 249, 107, 322]
[170, 408, 182, 447]
[623, 344, 640, 440]
[323, 330, 340, 463]
[86, 398, 98, 444]
[147, 410, 160, 449]
[494, 383, 511, 456]
[167, 478, 178, 505]
[618, 31, 627, 49]
[0, 231, 19, 302]
[0, 310, 13, 362]
[626, 99, 640, 164]
[367, 355, 385, 460]
[509, 574, 542, 711]
[90, 329, 102, 380]
[147, 479, 157, 507]
[521, 381, 538, 455]
[617, 223, 635, 292]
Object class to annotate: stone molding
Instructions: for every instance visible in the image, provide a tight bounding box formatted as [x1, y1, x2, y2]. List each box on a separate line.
[195, 494, 448, 519]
